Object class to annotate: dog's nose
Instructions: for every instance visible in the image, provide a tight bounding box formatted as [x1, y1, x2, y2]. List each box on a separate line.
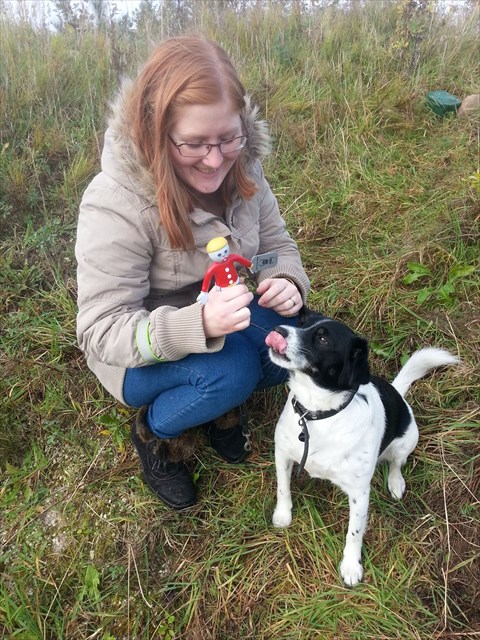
[273, 325, 289, 338]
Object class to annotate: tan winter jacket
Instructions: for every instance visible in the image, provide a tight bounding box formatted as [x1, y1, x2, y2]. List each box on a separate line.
[75, 85, 310, 404]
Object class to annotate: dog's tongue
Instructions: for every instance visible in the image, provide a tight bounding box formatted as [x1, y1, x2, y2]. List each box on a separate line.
[265, 330, 287, 355]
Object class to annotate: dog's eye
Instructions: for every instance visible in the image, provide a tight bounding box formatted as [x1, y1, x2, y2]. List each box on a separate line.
[316, 335, 328, 344]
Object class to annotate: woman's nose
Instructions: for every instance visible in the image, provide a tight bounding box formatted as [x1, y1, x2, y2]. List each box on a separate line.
[201, 145, 224, 169]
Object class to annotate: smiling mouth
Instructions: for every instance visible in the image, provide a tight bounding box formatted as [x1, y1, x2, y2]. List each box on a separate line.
[196, 167, 219, 175]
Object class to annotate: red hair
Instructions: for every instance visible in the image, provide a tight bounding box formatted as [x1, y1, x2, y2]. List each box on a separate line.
[125, 34, 257, 249]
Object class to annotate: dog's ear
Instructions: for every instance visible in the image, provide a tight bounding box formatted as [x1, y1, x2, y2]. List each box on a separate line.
[348, 337, 370, 386]
[297, 305, 310, 327]
[298, 305, 326, 327]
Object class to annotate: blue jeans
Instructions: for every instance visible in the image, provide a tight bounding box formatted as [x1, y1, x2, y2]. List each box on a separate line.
[123, 296, 297, 438]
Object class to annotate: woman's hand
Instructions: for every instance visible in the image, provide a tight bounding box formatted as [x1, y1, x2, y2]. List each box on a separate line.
[256, 278, 302, 317]
[202, 283, 254, 338]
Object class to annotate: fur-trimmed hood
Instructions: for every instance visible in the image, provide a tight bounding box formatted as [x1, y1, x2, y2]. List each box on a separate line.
[102, 79, 272, 202]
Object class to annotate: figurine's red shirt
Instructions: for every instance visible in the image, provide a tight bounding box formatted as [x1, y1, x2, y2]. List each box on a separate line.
[200, 255, 252, 292]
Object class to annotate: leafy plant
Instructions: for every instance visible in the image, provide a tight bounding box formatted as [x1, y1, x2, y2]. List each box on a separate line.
[95, 407, 131, 452]
[402, 260, 477, 305]
[78, 564, 101, 605]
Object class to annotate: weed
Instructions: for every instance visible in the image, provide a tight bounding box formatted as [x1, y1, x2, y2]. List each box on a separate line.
[402, 260, 478, 306]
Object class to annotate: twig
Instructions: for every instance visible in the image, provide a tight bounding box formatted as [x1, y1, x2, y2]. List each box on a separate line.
[439, 437, 479, 505]
[440, 438, 451, 633]
[128, 542, 153, 609]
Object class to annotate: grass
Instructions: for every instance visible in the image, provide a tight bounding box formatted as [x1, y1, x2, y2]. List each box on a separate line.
[1, 0, 479, 638]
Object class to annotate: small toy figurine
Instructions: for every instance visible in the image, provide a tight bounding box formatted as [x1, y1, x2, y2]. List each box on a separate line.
[196, 237, 253, 305]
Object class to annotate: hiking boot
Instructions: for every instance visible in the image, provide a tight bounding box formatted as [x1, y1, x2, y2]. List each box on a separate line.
[131, 407, 199, 510]
[205, 404, 252, 464]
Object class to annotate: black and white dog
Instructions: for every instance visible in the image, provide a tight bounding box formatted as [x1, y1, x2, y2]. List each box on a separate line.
[266, 306, 459, 586]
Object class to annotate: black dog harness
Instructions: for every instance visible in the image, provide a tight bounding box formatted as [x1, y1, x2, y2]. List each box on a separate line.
[292, 390, 358, 477]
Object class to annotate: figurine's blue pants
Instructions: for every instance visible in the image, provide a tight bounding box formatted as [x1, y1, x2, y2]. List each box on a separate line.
[123, 296, 298, 438]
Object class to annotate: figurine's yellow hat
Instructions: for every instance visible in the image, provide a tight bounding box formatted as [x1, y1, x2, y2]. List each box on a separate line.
[206, 237, 228, 253]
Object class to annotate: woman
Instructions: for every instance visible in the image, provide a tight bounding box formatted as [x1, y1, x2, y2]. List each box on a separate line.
[76, 34, 310, 510]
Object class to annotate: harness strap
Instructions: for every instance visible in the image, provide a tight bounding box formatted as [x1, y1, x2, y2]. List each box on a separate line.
[296, 413, 310, 478]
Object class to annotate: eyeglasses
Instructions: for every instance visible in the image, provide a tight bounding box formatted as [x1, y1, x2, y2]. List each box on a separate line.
[168, 135, 248, 158]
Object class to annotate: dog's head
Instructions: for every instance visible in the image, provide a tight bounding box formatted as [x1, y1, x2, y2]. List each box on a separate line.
[266, 306, 370, 391]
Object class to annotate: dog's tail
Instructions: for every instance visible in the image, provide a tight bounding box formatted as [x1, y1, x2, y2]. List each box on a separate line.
[392, 348, 460, 397]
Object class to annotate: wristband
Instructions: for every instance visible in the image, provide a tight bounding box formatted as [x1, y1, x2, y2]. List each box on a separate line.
[135, 316, 164, 363]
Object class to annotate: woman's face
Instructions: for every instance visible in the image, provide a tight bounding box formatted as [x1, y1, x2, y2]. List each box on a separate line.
[168, 101, 244, 195]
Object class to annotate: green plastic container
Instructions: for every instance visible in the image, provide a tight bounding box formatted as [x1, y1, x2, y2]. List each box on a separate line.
[426, 90, 462, 116]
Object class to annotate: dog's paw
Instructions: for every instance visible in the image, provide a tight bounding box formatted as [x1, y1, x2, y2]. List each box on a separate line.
[388, 473, 406, 500]
[340, 556, 364, 587]
[272, 507, 292, 528]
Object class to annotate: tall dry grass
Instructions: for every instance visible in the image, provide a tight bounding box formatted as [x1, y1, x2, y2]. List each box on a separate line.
[1, 1, 479, 638]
